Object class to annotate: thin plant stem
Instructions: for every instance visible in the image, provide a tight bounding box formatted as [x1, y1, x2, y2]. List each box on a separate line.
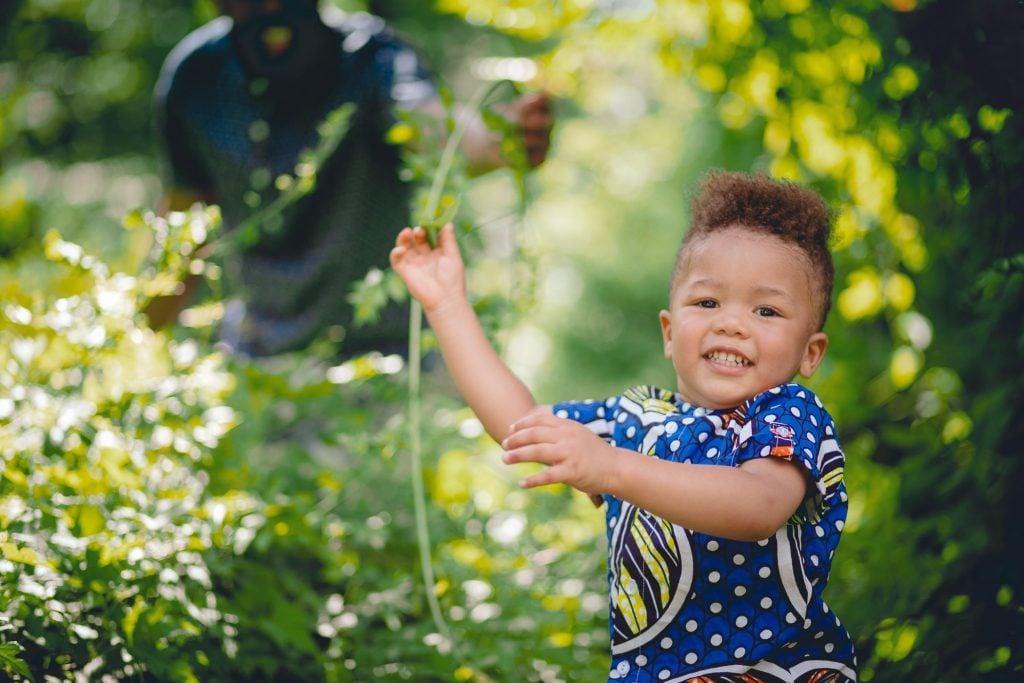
[407, 297, 449, 639]
[406, 79, 511, 655]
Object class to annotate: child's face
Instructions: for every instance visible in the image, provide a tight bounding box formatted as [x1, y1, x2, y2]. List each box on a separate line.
[659, 226, 828, 410]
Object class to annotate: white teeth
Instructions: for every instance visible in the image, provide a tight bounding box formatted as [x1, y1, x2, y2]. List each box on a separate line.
[707, 351, 750, 367]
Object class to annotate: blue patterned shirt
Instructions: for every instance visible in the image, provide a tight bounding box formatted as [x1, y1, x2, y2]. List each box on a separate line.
[553, 383, 857, 682]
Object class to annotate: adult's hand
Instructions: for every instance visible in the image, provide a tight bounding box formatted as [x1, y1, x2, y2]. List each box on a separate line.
[503, 91, 553, 167]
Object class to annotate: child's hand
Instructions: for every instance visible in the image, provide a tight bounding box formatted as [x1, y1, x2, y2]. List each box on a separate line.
[389, 223, 466, 314]
[501, 408, 615, 506]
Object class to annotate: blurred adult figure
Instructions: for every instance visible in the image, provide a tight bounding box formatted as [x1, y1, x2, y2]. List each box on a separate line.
[150, 0, 551, 356]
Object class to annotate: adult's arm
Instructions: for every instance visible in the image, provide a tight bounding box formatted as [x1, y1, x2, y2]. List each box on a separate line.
[142, 188, 213, 329]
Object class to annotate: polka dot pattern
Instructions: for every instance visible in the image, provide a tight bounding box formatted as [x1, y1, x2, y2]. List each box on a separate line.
[553, 384, 857, 682]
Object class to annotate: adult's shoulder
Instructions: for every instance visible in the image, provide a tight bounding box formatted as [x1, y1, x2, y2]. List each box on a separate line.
[322, 9, 436, 107]
[322, 8, 409, 52]
[155, 17, 233, 102]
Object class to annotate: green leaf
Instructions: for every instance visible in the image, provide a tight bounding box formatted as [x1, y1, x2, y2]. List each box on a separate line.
[0, 642, 31, 679]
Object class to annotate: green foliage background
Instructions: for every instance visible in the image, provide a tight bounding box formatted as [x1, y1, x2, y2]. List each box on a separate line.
[1, 0, 1021, 681]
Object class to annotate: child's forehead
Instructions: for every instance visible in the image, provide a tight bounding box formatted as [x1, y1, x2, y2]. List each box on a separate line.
[694, 224, 789, 248]
[670, 228, 817, 293]
[679, 226, 806, 268]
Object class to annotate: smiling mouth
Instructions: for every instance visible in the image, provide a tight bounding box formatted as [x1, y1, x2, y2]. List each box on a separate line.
[705, 350, 751, 367]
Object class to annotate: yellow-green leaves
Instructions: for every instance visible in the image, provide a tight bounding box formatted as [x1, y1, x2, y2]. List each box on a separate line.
[874, 619, 919, 662]
[1, 540, 40, 566]
[977, 105, 1011, 133]
[1, 212, 258, 680]
[437, 0, 592, 40]
[883, 64, 919, 100]
[838, 267, 884, 320]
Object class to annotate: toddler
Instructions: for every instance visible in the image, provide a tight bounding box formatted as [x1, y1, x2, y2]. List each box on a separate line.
[390, 170, 857, 682]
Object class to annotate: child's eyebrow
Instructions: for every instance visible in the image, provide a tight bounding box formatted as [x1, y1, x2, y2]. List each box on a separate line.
[686, 278, 791, 298]
[752, 284, 793, 299]
[685, 277, 723, 289]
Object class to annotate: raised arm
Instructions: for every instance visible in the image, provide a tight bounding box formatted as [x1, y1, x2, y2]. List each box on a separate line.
[390, 223, 537, 442]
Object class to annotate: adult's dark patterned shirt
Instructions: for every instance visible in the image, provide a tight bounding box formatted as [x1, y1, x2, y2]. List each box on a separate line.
[155, 11, 436, 355]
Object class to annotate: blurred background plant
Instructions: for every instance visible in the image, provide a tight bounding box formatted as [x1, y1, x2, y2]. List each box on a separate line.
[1, 0, 1021, 681]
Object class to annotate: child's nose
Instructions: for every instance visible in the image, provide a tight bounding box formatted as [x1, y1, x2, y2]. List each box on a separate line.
[713, 309, 748, 336]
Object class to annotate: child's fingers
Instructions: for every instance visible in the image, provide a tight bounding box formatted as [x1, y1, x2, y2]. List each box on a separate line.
[501, 424, 560, 451]
[519, 466, 565, 490]
[392, 228, 418, 257]
[437, 223, 458, 257]
[502, 443, 559, 467]
[406, 226, 427, 250]
[401, 226, 419, 243]
[508, 408, 560, 435]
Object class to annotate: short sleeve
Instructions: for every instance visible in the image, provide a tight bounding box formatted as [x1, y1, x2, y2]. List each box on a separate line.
[733, 384, 845, 520]
[552, 396, 621, 443]
[383, 40, 436, 109]
[338, 13, 437, 111]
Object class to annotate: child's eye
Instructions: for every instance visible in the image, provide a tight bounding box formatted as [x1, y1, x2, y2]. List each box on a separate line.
[696, 299, 718, 309]
[756, 306, 779, 317]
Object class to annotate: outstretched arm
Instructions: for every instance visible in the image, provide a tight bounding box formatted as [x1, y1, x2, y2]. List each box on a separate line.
[416, 91, 553, 174]
[390, 223, 537, 442]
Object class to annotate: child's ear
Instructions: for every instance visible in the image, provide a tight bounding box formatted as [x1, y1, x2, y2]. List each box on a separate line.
[659, 310, 673, 358]
[798, 331, 829, 377]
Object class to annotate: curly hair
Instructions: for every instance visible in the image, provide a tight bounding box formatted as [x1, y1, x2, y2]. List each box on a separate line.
[672, 170, 835, 329]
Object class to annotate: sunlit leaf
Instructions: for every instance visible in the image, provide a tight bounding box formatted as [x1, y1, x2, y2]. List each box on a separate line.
[837, 267, 883, 320]
[883, 272, 915, 311]
[889, 346, 922, 390]
[883, 64, 919, 100]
